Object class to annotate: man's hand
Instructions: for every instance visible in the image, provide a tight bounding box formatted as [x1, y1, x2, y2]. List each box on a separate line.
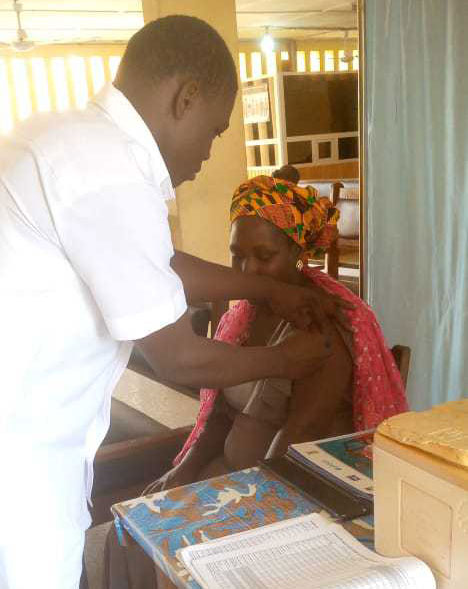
[172, 251, 354, 336]
[274, 329, 332, 381]
[137, 306, 337, 390]
[268, 281, 355, 334]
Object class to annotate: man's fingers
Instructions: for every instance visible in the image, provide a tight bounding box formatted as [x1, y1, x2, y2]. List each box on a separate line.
[268, 281, 352, 343]
[312, 307, 332, 343]
[325, 292, 355, 310]
[315, 291, 354, 332]
[303, 293, 333, 343]
[276, 329, 333, 380]
[292, 306, 325, 333]
[303, 306, 333, 347]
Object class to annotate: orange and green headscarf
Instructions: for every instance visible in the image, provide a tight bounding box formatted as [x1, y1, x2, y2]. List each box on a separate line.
[230, 175, 339, 259]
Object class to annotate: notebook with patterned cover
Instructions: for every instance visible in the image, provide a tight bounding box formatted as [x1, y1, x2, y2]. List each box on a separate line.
[111, 466, 374, 589]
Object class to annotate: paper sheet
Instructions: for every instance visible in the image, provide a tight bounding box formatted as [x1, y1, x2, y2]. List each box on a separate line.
[178, 514, 435, 589]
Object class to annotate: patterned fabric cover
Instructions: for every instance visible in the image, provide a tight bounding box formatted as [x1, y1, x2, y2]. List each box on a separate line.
[112, 467, 374, 589]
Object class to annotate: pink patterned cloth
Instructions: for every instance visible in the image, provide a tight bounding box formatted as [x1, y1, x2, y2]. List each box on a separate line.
[301, 268, 408, 430]
[174, 269, 408, 465]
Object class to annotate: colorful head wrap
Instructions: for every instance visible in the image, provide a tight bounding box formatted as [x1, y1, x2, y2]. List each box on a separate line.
[230, 175, 339, 259]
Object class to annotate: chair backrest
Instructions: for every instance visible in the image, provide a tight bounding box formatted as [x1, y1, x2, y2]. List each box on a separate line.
[336, 200, 359, 239]
[324, 182, 344, 279]
[391, 344, 411, 388]
[330, 182, 359, 239]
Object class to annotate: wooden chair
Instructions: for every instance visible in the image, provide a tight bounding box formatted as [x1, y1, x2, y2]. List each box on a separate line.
[327, 182, 359, 282]
[391, 344, 411, 389]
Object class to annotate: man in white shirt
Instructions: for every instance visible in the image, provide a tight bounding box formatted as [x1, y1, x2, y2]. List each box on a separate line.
[0, 16, 343, 589]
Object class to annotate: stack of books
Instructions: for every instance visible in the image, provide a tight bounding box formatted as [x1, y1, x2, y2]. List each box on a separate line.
[177, 431, 436, 589]
[260, 430, 375, 520]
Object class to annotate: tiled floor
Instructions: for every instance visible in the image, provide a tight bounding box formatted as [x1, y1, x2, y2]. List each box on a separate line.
[113, 369, 199, 430]
[85, 369, 200, 589]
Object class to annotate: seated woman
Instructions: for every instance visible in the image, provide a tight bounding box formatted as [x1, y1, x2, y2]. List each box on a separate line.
[103, 175, 408, 589]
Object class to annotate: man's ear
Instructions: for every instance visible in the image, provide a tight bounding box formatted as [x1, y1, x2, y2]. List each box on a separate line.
[173, 79, 201, 120]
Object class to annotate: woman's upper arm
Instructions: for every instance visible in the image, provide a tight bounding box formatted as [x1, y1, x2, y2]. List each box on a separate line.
[266, 373, 345, 459]
[288, 370, 346, 437]
[269, 332, 353, 456]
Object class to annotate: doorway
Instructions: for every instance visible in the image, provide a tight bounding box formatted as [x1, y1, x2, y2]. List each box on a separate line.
[236, 0, 361, 295]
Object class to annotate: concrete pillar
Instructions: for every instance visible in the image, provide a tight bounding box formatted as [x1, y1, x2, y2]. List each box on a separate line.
[142, 0, 247, 265]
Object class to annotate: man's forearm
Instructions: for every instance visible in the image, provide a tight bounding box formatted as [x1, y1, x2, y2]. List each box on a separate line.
[137, 312, 327, 391]
[172, 250, 274, 304]
[172, 250, 354, 335]
[139, 329, 286, 389]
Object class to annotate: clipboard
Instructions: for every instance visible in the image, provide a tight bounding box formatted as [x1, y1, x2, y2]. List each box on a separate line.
[259, 455, 373, 521]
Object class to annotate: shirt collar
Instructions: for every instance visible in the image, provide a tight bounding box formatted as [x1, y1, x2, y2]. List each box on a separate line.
[91, 82, 175, 200]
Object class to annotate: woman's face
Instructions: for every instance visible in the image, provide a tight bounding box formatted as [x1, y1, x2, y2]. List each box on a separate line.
[229, 216, 302, 285]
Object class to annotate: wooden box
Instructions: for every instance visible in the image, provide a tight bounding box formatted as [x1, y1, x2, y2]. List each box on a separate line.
[374, 431, 468, 589]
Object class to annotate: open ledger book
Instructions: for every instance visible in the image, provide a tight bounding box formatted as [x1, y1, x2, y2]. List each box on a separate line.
[177, 513, 435, 589]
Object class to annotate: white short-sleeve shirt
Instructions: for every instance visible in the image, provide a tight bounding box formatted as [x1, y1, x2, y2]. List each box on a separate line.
[0, 83, 187, 530]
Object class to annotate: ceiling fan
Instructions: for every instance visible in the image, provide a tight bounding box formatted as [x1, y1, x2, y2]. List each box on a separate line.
[0, 0, 107, 52]
[0, 0, 38, 52]
[335, 31, 355, 65]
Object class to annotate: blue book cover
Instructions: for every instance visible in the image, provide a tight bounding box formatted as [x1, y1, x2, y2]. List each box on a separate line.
[111, 466, 374, 589]
[111, 467, 318, 588]
[288, 430, 374, 500]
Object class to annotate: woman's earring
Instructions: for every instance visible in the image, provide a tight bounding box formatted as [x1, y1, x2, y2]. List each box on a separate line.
[296, 259, 304, 272]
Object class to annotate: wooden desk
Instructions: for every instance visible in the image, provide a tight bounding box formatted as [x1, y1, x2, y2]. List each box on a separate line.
[112, 467, 374, 589]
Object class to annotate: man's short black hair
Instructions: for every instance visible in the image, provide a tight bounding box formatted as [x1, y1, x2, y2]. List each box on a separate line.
[117, 15, 238, 97]
[272, 165, 300, 184]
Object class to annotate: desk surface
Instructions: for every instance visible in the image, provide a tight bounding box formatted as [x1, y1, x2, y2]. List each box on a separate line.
[112, 467, 374, 589]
